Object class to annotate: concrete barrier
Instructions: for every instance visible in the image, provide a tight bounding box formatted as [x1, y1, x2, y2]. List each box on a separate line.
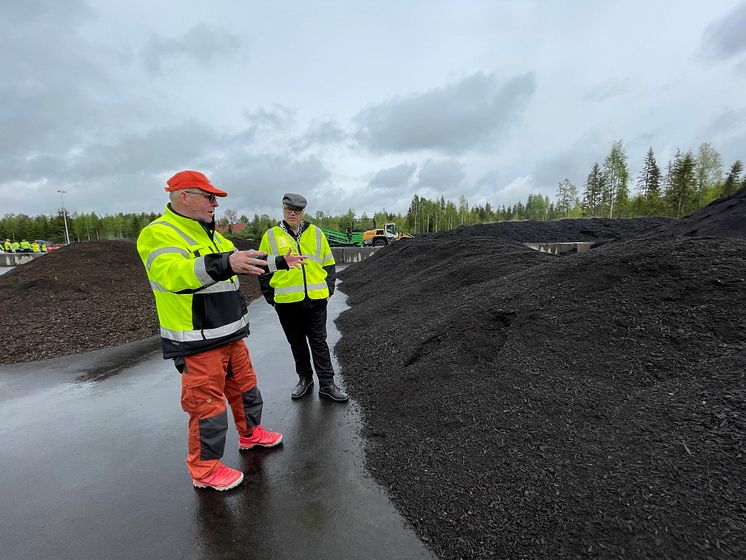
[523, 242, 596, 255]
[331, 247, 381, 263]
[0, 253, 45, 266]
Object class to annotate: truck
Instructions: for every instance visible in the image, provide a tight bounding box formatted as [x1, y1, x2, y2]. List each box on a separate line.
[362, 223, 414, 246]
[320, 223, 413, 247]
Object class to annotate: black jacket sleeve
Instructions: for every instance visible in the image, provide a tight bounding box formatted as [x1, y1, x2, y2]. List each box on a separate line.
[257, 255, 292, 305]
[324, 263, 336, 297]
[203, 253, 234, 282]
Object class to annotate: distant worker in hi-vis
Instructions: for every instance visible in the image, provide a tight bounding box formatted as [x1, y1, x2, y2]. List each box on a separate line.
[259, 193, 349, 403]
[137, 170, 305, 491]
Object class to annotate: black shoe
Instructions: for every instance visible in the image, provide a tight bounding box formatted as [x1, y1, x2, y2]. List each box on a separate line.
[319, 383, 349, 402]
[291, 377, 314, 399]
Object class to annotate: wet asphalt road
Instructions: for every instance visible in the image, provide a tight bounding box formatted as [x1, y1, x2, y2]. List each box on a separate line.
[0, 289, 435, 560]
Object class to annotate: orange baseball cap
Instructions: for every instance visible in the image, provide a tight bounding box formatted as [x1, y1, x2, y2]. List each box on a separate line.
[165, 170, 228, 196]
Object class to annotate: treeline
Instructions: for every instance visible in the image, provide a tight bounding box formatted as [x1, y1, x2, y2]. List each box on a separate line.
[2, 141, 743, 241]
[395, 141, 743, 234]
[0, 211, 160, 244]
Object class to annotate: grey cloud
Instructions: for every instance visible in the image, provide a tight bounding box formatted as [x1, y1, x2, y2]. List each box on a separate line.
[6, 120, 222, 186]
[354, 71, 536, 154]
[368, 163, 417, 190]
[0, 2, 163, 181]
[142, 23, 242, 75]
[583, 79, 629, 102]
[702, 2, 746, 58]
[292, 119, 348, 151]
[215, 153, 331, 214]
[694, 107, 746, 167]
[71, 120, 223, 178]
[737, 58, 746, 76]
[243, 105, 296, 131]
[234, 105, 297, 145]
[533, 151, 592, 191]
[697, 106, 746, 139]
[475, 171, 540, 208]
[413, 159, 466, 195]
[0, 0, 91, 26]
[530, 128, 625, 192]
[1, 8, 109, 147]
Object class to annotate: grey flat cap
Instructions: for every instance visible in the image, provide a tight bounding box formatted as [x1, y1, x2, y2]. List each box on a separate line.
[282, 193, 307, 209]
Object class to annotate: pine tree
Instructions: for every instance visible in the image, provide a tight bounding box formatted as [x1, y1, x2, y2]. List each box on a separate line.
[721, 160, 743, 197]
[637, 147, 662, 214]
[583, 162, 604, 217]
[666, 151, 696, 218]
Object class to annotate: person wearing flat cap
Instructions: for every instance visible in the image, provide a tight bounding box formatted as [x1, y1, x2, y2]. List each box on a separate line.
[258, 193, 349, 402]
[137, 170, 306, 491]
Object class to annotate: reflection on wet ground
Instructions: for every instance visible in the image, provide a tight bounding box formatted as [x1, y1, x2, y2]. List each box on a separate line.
[0, 290, 435, 560]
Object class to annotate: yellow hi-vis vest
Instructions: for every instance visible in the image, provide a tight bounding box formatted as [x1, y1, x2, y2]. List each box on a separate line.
[137, 205, 248, 358]
[259, 223, 335, 303]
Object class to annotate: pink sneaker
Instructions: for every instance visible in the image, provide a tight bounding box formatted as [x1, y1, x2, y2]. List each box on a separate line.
[192, 464, 244, 491]
[239, 425, 283, 450]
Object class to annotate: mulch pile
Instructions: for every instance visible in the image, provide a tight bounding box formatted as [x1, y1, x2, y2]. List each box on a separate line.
[0, 237, 260, 366]
[335, 189, 746, 559]
[430, 216, 673, 244]
[650, 190, 746, 239]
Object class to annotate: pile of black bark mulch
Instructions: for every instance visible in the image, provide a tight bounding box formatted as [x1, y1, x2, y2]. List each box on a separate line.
[431, 215, 673, 244]
[650, 185, 746, 239]
[0, 237, 261, 366]
[335, 194, 746, 559]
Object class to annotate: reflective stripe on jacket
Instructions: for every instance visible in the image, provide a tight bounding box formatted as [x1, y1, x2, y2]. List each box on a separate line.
[137, 204, 249, 359]
[258, 222, 335, 304]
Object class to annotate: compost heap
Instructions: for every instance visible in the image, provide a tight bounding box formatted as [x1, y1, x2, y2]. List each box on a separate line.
[335, 192, 746, 559]
[0, 237, 261, 365]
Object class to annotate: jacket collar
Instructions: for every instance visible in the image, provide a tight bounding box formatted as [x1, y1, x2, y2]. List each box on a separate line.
[165, 203, 216, 238]
[279, 219, 308, 239]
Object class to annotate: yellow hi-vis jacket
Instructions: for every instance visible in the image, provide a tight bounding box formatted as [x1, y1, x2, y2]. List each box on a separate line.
[258, 222, 335, 304]
[137, 204, 249, 359]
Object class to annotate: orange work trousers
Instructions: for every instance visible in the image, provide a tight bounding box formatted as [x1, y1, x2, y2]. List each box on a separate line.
[180, 339, 263, 479]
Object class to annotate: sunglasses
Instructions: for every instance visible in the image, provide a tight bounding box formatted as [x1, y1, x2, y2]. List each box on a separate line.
[184, 191, 217, 203]
[283, 206, 303, 215]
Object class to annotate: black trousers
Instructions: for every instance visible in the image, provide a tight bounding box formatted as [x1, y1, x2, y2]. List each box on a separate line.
[275, 298, 334, 384]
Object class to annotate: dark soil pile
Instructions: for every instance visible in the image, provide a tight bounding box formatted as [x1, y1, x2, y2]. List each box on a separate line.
[431, 216, 673, 244]
[0, 238, 261, 366]
[652, 186, 746, 239]
[336, 213, 746, 559]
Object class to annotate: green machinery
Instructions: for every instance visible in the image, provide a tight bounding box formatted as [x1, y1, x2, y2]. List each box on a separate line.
[320, 228, 365, 247]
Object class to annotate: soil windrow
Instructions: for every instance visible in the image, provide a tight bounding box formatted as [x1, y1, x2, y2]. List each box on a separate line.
[335, 194, 746, 559]
[0, 237, 261, 365]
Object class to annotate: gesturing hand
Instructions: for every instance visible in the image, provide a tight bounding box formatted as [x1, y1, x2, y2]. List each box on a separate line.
[284, 248, 307, 269]
[229, 249, 268, 276]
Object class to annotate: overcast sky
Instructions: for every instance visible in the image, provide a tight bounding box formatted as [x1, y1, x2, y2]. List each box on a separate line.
[2, 0, 745, 221]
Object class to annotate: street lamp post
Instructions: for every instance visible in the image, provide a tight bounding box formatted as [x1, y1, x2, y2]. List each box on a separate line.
[57, 190, 71, 245]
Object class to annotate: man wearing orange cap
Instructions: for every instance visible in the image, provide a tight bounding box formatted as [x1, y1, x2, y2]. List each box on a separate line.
[137, 170, 306, 491]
